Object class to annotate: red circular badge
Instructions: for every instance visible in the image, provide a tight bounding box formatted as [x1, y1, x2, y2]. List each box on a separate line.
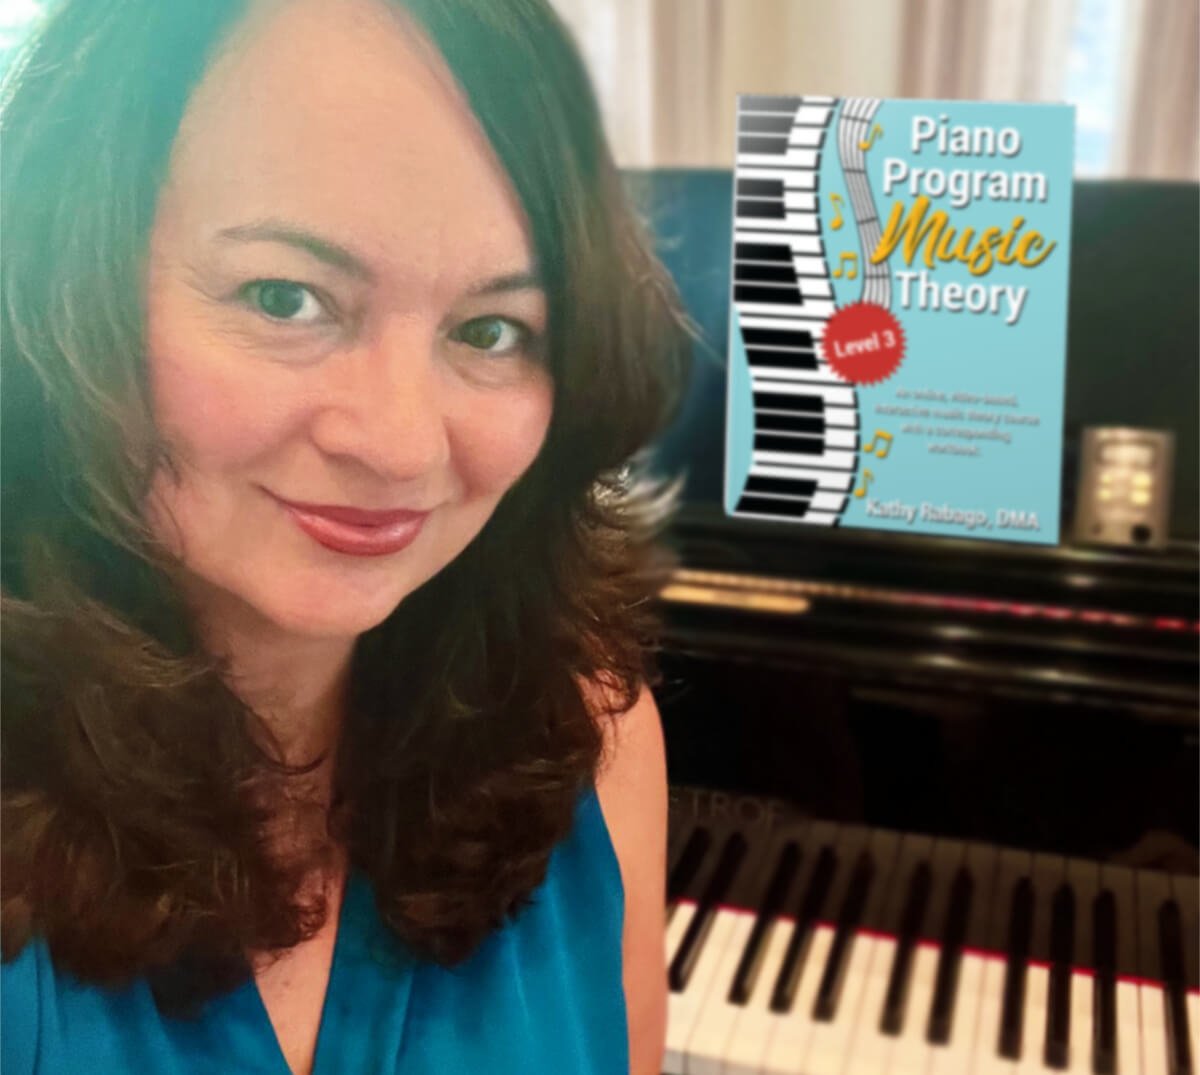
[820, 301, 905, 386]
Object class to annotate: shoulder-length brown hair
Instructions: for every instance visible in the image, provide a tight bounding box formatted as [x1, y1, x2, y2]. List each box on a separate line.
[1, 0, 691, 1013]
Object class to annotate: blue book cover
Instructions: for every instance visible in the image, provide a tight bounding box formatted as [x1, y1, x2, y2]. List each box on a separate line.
[725, 96, 1075, 544]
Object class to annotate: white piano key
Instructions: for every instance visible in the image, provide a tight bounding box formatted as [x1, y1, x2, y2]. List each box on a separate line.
[1117, 979, 1143, 1075]
[736, 148, 820, 169]
[810, 491, 849, 513]
[1014, 964, 1050, 1074]
[929, 951, 989, 1075]
[666, 901, 697, 966]
[750, 381, 856, 406]
[786, 126, 825, 148]
[1064, 971, 1093, 1074]
[761, 922, 835, 1075]
[801, 929, 876, 1074]
[682, 909, 756, 1075]
[749, 365, 849, 385]
[749, 464, 854, 491]
[746, 423, 857, 451]
[780, 190, 818, 211]
[753, 448, 857, 471]
[736, 166, 819, 189]
[889, 942, 941, 1075]
[737, 300, 835, 320]
[732, 506, 841, 526]
[739, 314, 828, 337]
[792, 256, 829, 277]
[733, 211, 821, 235]
[664, 909, 738, 1074]
[721, 918, 795, 1075]
[843, 935, 898, 1075]
[971, 955, 1013, 1075]
[1139, 983, 1169, 1075]
[798, 277, 834, 299]
[1187, 991, 1199, 1075]
[792, 105, 833, 125]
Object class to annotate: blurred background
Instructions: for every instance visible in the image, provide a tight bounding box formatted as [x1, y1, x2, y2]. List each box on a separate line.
[548, 0, 1198, 180]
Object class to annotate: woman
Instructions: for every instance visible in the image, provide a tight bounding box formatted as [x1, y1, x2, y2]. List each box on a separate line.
[0, 0, 691, 1072]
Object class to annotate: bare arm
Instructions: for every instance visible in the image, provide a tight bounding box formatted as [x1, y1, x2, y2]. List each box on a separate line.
[594, 684, 669, 1075]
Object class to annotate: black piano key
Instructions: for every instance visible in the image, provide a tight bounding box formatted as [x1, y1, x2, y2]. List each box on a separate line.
[728, 840, 801, 1004]
[1170, 873, 1199, 992]
[736, 496, 815, 519]
[736, 199, 786, 221]
[881, 860, 932, 1034]
[742, 325, 816, 349]
[813, 849, 875, 1021]
[961, 843, 999, 957]
[740, 94, 805, 113]
[770, 842, 838, 1013]
[998, 876, 1035, 1059]
[739, 115, 794, 137]
[735, 283, 803, 305]
[1103, 865, 1140, 982]
[669, 832, 747, 993]
[736, 263, 799, 285]
[750, 412, 824, 435]
[1159, 899, 1193, 1075]
[738, 134, 790, 155]
[927, 866, 974, 1044]
[735, 242, 794, 264]
[754, 433, 826, 455]
[1136, 867, 1175, 1069]
[858, 829, 903, 938]
[745, 347, 820, 372]
[1093, 889, 1118, 1075]
[752, 390, 823, 414]
[1044, 883, 1076, 1069]
[667, 827, 711, 908]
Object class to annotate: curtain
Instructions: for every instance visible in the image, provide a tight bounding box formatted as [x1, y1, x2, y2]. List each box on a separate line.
[550, 0, 1198, 179]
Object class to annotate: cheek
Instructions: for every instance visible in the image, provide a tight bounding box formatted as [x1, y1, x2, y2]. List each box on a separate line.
[452, 378, 553, 495]
[147, 343, 290, 473]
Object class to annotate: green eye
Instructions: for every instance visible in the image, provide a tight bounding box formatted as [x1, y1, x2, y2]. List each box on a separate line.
[244, 280, 326, 323]
[452, 316, 530, 355]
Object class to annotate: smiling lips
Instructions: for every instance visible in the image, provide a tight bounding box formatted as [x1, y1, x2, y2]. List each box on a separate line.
[269, 493, 430, 556]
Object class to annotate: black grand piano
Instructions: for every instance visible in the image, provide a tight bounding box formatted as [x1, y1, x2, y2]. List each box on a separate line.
[626, 171, 1200, 1074]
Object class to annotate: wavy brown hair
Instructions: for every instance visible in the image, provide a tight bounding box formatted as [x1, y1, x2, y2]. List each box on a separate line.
[1, 0, 692, 1014]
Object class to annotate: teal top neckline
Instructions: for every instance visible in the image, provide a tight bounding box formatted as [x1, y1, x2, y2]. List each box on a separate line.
[2, 787, 628, 1074]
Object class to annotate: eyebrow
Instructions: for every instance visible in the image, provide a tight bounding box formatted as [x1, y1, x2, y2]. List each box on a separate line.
[215, 221, 543, 295]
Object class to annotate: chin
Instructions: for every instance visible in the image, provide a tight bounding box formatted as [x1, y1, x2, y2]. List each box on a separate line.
[269, 595, 404, 640]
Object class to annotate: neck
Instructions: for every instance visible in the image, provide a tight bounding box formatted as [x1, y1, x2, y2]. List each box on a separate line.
[183, 580, 357, 772]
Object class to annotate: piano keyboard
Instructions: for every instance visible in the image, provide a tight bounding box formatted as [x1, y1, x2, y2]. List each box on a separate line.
[732, 94, 860, 527]
[664, 803, 1199, 1075]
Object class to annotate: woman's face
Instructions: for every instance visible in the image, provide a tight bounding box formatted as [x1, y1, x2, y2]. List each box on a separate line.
[144, 0, 553, 641]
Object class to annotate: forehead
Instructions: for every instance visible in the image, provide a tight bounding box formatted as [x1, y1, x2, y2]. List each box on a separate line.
[157, 0, 532, 283]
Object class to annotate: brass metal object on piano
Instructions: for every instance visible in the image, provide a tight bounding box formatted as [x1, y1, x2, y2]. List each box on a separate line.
[1074, 427, 1176, 550]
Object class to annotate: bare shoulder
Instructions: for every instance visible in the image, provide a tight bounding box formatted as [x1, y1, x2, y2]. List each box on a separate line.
[588, 681, 668, 1075]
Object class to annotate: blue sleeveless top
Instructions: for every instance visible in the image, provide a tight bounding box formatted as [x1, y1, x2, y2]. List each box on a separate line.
[1, 788, 628, 1074]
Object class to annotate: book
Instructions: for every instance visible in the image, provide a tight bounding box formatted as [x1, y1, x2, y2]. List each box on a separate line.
[725, 96, 1075, 544]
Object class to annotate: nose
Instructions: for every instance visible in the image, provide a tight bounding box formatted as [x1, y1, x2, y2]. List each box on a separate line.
[308, 320, 451, 482]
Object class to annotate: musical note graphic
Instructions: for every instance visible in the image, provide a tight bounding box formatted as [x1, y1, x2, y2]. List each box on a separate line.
[862, 430, 893, 459]
[858, 123, 883, 151]
[831, 252, 858, 280]
[854, 468, 875, 498]
[829, 193, 845, 231]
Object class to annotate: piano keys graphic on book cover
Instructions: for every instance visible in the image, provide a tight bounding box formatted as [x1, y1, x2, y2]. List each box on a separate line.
[724, 97, 1074, 545]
